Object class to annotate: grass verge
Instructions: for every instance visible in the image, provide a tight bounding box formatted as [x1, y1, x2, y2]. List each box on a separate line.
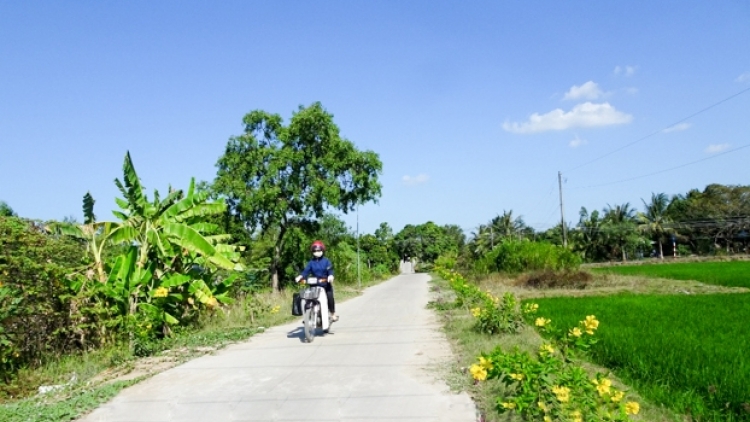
[428, 273, 684, 422]
[0, 276, 392, 421]
[528, 293, 750, 422]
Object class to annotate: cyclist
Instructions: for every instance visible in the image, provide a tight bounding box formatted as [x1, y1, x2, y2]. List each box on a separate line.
[296, 240, 338, 322]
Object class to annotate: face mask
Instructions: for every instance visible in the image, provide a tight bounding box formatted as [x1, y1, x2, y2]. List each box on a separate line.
[313, 251, 323, 258]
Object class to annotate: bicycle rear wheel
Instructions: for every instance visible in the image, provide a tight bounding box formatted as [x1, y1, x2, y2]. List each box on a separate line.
[303, 305, 316, 343]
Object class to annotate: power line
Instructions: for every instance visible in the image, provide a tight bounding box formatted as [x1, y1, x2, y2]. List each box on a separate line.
[568, 143, 750, 190]
[565, 86, 750, 173]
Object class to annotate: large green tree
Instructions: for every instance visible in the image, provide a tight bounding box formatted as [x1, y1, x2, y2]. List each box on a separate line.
[213, 103, 382, 290]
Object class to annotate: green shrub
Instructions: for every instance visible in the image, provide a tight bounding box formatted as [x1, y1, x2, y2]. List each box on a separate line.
[0, 217, 87, 381]
[493, 239, 581, 274]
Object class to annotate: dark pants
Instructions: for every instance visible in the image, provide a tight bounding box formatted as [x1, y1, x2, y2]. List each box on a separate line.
[324, 283, 335, 313]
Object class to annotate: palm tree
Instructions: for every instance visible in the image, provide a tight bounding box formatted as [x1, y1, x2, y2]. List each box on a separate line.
[603, 202, 638, 261]
[491, 210, 527, 240]
[638, 193, 673, 259]
[575, 207, 606, 261]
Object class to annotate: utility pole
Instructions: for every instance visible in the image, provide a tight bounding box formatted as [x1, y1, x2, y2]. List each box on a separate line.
[356, 204, 361, 289]
[558, 171, 568, 247]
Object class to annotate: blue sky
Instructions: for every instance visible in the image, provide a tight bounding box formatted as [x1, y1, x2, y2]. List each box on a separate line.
[2, 1, 749, 236]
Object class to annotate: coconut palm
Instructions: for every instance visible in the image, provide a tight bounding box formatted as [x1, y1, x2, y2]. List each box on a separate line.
[603, 202, 640, 261]
[638, 193, 673, 259]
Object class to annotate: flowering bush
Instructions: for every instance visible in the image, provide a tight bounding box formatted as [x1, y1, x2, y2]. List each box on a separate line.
[468, 311, 640, 421]
[436, 267, 523, 335]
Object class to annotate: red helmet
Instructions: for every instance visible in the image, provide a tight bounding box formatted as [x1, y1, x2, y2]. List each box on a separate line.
[311, 240, 326, 252]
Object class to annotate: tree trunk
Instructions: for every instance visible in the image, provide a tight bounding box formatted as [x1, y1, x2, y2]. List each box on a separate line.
[658, 240, 664, 259]
[271, 224, 287, 291]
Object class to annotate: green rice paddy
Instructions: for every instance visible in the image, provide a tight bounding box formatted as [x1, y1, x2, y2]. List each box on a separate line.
[592, 260, 750, 288]
[527, 293, 750, 421]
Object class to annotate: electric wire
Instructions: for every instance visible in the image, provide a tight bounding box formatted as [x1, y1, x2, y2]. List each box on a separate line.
[568, 143, 750, 190]
[564, 86, 750, 173]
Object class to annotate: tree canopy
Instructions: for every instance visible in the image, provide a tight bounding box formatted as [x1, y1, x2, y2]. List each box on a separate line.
[213, 103, 383, 289]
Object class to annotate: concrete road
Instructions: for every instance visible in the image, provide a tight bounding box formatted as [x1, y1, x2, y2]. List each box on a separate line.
[79, 274, 476, 422]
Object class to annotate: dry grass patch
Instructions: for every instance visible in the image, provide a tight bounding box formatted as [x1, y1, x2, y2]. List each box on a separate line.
[471, 272, 747, 301]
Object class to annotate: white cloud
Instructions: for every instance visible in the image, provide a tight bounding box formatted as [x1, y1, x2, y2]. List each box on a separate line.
[614, 65, 637, 77]
[705, 143, 730, 154]
[736, 72, 750, 83]
[563, 81, 603, 101]
[663, 122, 692, 133]
[502, 102, 633, 134]
[402, 174, 429, 186]
[569, 135, 587, 148]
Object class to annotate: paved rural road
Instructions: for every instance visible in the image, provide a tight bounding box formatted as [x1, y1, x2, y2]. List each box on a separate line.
[79, 273, 476, 421]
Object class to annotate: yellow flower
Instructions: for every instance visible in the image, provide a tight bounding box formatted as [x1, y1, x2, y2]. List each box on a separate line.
[625, 401, 640, 415]
[524, 303, 539, 313]
[552, 385, 570, 403]
[544, 417, 551, 422]
[501, 402, 516, 409]
[270, 305, 280, 314]
[570, 410, 582, 422]
[537, 401, 548, 412]
[592, 377, 612, 395]
[583, 315, 599, 334]
[478, 356, 493, 370]
[611, 390, 624, 403]
[469, 364, 488, 381]
[535, 317, 551, 327]
[510, 373, 524, 381]
[540, 344, 555, 356]
[569, 327, 583, 337]
[471, 307, 481, 317]
[153, 287, 169, 298]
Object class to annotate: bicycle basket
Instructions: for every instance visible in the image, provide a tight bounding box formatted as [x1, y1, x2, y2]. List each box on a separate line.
[301, 287, 320, 300]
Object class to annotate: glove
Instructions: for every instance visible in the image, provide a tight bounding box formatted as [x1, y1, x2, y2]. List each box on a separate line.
[327, 275, 334, 283]
[295, 275, 303, 283]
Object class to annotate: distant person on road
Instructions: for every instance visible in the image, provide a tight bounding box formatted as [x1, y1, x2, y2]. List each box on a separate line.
[296, 240, 338, 322]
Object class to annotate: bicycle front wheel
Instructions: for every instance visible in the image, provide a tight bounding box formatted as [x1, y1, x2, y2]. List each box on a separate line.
[303, 305, 316, 343]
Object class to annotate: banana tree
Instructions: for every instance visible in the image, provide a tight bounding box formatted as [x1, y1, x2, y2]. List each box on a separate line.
[102, 152, 244, 333]
[48, 192, 118, 283]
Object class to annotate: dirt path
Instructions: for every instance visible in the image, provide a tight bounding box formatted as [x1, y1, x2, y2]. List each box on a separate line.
[78, 274, 476, 421]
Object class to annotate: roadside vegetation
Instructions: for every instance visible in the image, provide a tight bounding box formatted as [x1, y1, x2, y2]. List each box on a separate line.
[0, 103, 399, 421]
[408, 188, 750, 421]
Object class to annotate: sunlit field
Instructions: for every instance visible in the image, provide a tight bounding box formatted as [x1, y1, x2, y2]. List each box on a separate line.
[528, 293, 750, 421]
[593, 260, 750, 288]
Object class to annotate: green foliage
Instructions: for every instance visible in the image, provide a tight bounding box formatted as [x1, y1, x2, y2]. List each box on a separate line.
[0, 201, 16, 217]
[469, 210, 532, 257]
[394, 222, 463, 263]
[436, 267, 524, 335]
[472, 292, 524, 335]
[490, 239, 581, 274]
[0, 217, 87, 381]
[213, 103, 383, 289]
[527, 294, 750, 421]
[593, 260, 750, 288]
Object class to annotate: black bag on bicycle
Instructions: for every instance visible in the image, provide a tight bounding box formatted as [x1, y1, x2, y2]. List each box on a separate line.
[291, 292, 302, 316]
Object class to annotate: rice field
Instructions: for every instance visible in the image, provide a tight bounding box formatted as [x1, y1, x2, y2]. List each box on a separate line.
[526, 293, 750, 421]
[592, 260, 750, 288]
